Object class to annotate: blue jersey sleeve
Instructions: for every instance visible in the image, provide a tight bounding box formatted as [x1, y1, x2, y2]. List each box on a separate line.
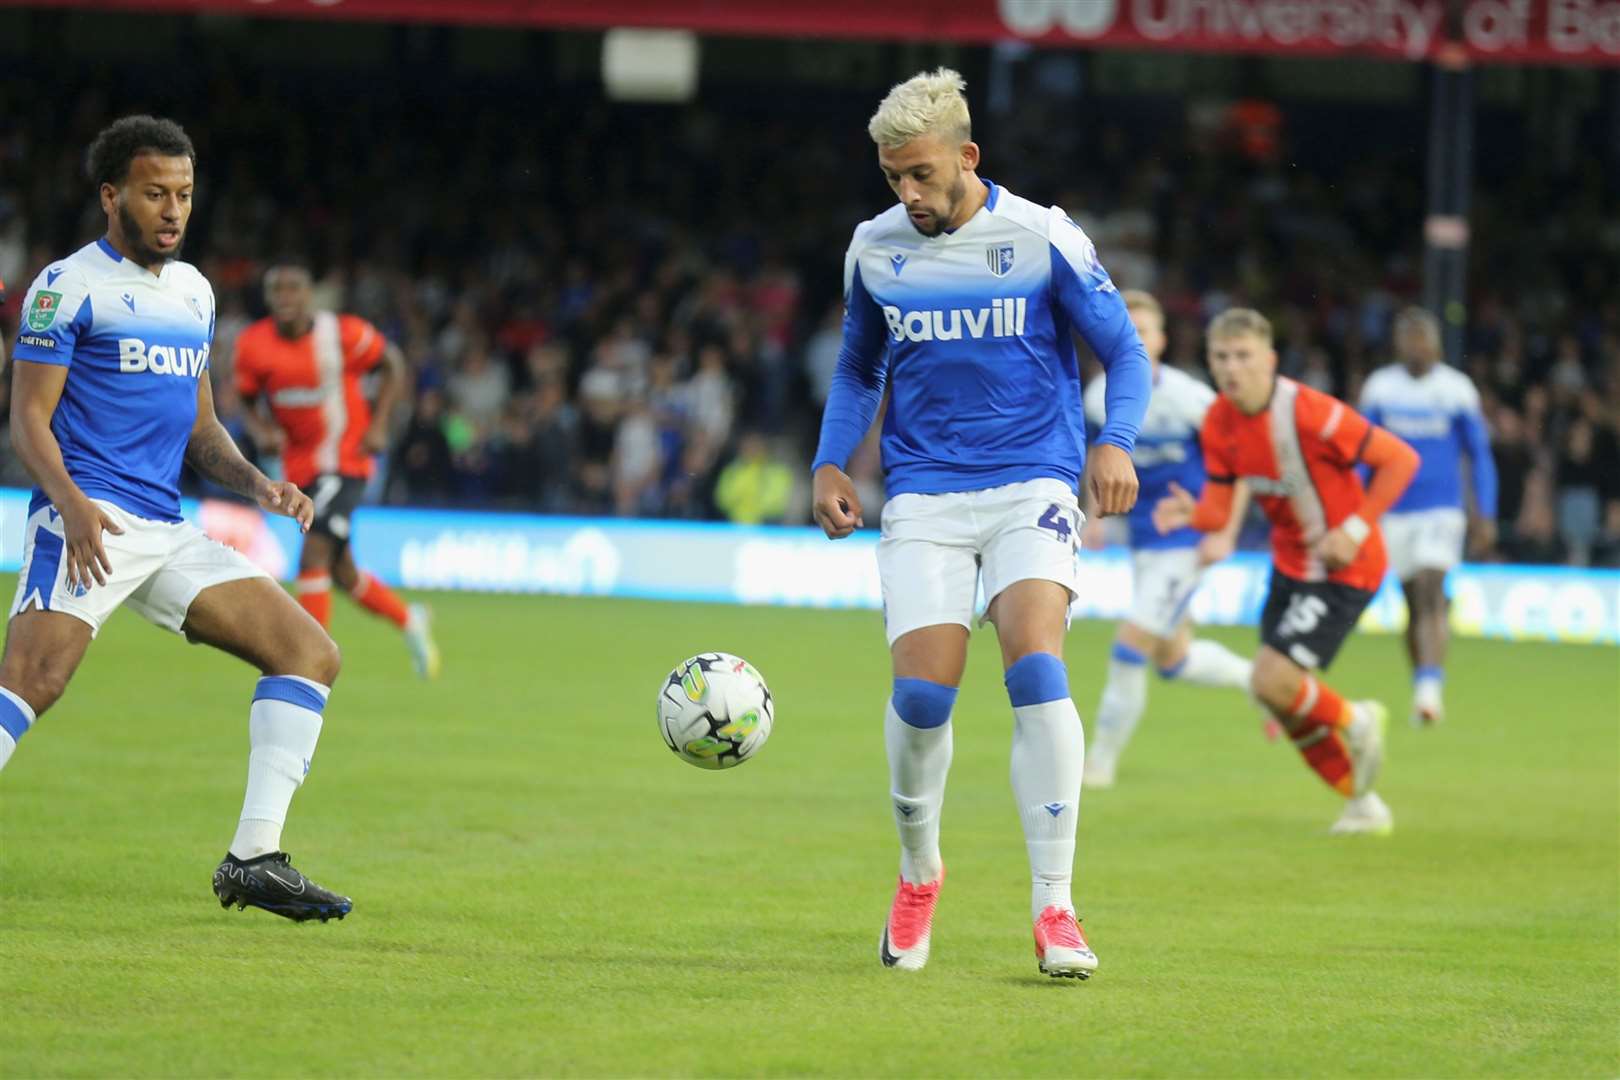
[13, 264, 92, 366]
[811, 261, 889, 472]
[1047, 219, 1150, 453]
[1457, 408, 1498, 519]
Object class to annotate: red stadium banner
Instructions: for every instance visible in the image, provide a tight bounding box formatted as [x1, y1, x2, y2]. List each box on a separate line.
[29, 0, 1620, 64]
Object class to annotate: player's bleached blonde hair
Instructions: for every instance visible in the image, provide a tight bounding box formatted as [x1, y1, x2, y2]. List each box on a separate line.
[1121, 290, 1163, 321]
[1208, 307, 1274, 344]
[868, 67, 972, 149]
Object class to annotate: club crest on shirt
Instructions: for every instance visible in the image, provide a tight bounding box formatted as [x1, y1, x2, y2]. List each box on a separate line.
[986, 243, 1015, 277]
[187, 296, 205, 322]
[27, 290, 62, 331]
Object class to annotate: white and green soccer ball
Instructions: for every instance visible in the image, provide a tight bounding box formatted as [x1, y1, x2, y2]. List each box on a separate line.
[657, 652, 774, 769]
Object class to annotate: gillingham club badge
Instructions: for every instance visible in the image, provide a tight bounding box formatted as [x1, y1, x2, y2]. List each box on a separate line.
[986, 243, 1014, 277]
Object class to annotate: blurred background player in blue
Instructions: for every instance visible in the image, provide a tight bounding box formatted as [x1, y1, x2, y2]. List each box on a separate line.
[1359, 307, 1498, 726]
[810, 68, 1150, 980]
[1080, 290, 1255, 787]
[0, 116, 352, 922]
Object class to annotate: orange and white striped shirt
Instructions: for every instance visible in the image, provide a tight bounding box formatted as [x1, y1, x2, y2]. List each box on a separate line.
[234, 312, 385, 487]
[1200, 377, 1388, 591]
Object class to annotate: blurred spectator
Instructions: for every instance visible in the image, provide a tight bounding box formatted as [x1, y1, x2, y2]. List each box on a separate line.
[530, 378, 580, 513]
[715, 432, 793, 525]
[1298, 346, 1336, 395]
[804, 301, 844, 410]
[392, 388, 454, 504]
[613, 399, 664, 517]
[488, 396, 544, 506]
[1557, 417, 1602, 566]
[595, 317, 652, 399]
[1490, 403, 1536, 552]
[681, 343, 737, 486]
[447, 340, 511, 435]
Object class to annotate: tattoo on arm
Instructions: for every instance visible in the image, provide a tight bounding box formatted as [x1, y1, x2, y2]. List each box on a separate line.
[186, 421, 264, 498]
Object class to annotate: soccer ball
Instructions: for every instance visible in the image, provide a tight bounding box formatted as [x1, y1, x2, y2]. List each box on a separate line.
[657, 652, 774, 769]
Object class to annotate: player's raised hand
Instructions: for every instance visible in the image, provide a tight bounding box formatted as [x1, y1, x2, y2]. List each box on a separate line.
[1152, 482, 1196, 535]
[258, 480, 315, 533]
[59, 495, 124, 591]
[1087, 445, 1139, 517]
[812, 463, 864, 540]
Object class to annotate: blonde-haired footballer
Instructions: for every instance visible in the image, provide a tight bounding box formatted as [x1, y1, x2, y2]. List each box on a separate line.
[812, 68, 1152, 978]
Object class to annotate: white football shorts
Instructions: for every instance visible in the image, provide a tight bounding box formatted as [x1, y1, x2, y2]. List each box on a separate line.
[1127, 546, 1205, 640]
[876, 478, 1082, 646]
[1381, 507, 1466, 582]
[8, 500, 269, 637]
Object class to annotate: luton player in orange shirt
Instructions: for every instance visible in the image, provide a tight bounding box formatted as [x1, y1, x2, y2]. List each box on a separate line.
[1154, 309, 1418, 835]
[234, 262, 439, 678]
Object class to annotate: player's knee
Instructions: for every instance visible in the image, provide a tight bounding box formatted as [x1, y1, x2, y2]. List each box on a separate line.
[0, 661, 69, 717]
[1413, 572, 1446, 609]
[891, 677, 957, 729]
[1004, 651, 1069, 707]
[288, 631, 342, 687]
[1248, 665, 1274, 703]
[317, 635, 342, 686]
[1154, 644, 1189, 680]
[1110, 640, 1149, 671]
[21, 678, 63, 717]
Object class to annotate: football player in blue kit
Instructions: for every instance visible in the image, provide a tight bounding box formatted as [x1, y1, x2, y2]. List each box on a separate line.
[1, 116, 352, 922]
[811, 69, 1151, 978]
[1081, 290, 1256, 787]
[1358, 307, 1497, 726]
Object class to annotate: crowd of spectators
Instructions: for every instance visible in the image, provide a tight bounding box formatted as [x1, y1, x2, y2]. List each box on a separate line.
[0, 39, 1616, 565]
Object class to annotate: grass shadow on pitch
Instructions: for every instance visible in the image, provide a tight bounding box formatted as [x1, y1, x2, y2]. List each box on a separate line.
[995, 974, 1099, 991]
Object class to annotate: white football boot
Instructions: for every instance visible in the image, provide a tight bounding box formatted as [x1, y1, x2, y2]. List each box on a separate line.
[1345, 700, 1388, 796]
[404, 603, 441, 680]
[1330, 791, 1394, 836]
[1411, 680, 1445, 727]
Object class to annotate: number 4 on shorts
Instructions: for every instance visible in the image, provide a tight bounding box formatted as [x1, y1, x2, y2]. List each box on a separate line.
[1038, 503, 1072, 542]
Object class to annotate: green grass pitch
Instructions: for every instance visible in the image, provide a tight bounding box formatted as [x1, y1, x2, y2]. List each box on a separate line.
[2, 577, 1616, 1077]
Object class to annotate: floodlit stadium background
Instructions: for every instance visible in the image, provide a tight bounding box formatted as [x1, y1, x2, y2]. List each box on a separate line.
[0, 1, 1616, 643]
